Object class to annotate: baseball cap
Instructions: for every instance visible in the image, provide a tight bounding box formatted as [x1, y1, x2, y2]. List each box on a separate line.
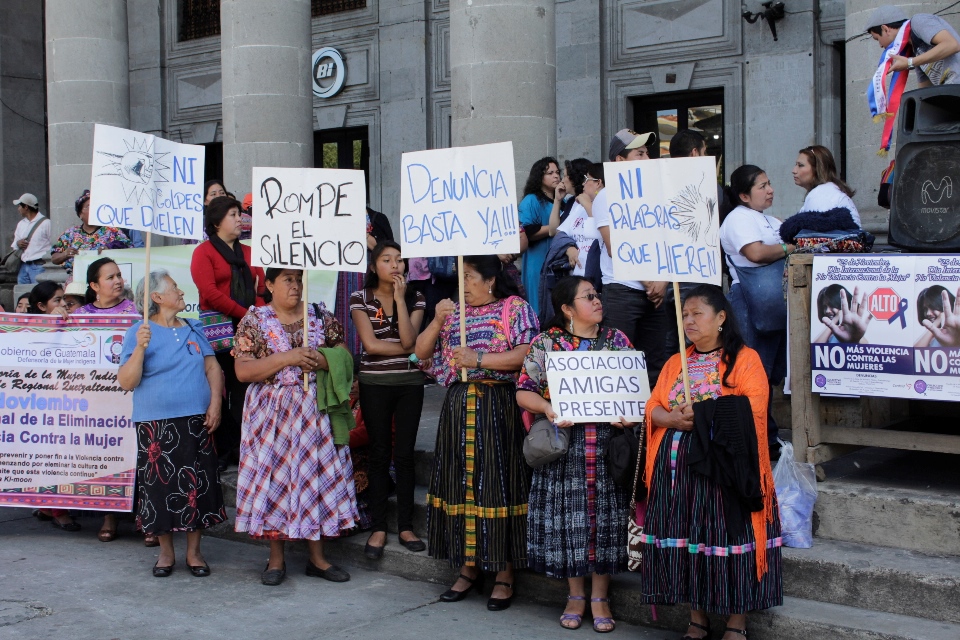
[866, 5, 908, 31]
[608, 129, 657, 161]
[13, 193, 39, 208]
[64, 281, 87, 297]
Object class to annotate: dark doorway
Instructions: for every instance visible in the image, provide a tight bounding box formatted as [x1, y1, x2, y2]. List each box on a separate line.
[632, 88, 724, 176]
[314, 127, 369, 195]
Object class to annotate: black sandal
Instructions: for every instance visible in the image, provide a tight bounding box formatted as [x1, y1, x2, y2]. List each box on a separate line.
[681, 621, 712, 640]
[724, 628, 747, 639]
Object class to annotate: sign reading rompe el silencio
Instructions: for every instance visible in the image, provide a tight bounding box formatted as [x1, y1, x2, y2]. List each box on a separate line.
[0, 314, 137, 512]
[810, 254, 960, 400]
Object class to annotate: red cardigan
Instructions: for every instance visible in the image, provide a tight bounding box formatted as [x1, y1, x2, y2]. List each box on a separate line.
[191, 241, 266, 320]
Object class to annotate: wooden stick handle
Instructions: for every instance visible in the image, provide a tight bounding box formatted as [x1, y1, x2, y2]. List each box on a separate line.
[142, 232, 152, 322]
[458, 256, 467, 383]
[673, 281, 691, 404]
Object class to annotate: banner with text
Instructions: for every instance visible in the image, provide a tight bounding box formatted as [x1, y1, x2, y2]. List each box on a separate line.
[399, 142, 521, 258]
[604, 157, 721, 284]
[90, 124, 205, 241]
[251, 167, 367, 271]
[545, 351, 649, 423]
[810, 254, 960, 400]
[74, 244, 339, 319]
[0, 314, 137, 511]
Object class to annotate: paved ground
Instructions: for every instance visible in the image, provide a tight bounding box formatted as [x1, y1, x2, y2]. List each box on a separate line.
[0, 507, 668, 640]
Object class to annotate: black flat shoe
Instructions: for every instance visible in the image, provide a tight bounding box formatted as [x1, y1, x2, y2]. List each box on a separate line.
[439, 572, 484, 602]
[51, 519, 81, 532]
[486, 581, 514, 611]
[152, 563, 174, 578]
[364, 536, 386, 560]
[261, 562, 286, 586]
[188, 564, 211, 577]
[305, 561, 350, 582]
[681, 620, 712, 640]
[32, 509, 52, 521]
[398, 535, 426, 552]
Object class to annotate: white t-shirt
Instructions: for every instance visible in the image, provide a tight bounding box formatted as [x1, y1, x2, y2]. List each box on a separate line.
[592, 188, 644, 291]
[557, 201, 598, 277]
[798, 182, 861, 228]
[719, 205, 783, 285]
[12, 214, 51, 263]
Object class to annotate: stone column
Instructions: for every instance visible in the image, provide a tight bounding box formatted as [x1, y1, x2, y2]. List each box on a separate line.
[450, 0, 556, 192]
[45, 0, 130, 238]
[221, 0, 314, 197]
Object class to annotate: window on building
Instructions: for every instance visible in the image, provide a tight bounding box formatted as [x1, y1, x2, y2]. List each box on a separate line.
[315, 127, 370, 193]
[179, 0, 221, 41]
[311, 0, 367, 16]
[632, 89, 724, 177]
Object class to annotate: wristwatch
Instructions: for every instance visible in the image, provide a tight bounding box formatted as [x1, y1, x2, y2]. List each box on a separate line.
[907, 57, 915, 70]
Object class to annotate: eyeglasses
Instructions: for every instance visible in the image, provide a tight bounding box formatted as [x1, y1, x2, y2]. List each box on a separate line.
[574, 293, 601, 302]
[584, 177, 601, 184]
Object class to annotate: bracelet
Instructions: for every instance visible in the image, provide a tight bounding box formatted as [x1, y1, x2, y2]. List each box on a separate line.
[476, 352, 483, 368]
[781, 243, 789, 256]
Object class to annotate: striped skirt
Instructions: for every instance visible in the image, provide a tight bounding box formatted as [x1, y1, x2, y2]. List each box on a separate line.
[426, 381, 531, 571]
[528, 423, 629, 578]
[639, 429, 783, 615]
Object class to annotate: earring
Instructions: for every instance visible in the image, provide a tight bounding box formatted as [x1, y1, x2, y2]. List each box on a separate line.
[568, 317, 574, 333]
[488, 287, 492, 294]
[719, 326, 723, 332]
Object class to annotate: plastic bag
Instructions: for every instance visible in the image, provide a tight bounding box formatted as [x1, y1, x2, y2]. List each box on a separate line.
[772, 440, 818, 548]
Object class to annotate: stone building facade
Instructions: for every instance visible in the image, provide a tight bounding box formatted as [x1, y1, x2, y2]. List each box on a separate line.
[0, 0, 957, 245]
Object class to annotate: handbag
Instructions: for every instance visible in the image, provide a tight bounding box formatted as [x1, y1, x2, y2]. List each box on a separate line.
[523, 416, 570, 467]
[0, 217, 43, 278]
[199, 309, 235, 353]
[626, 419, 647, 571]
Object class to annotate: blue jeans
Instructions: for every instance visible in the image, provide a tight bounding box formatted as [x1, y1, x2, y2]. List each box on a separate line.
[18, 262, 44, 284]
[602, 283, 667, 389]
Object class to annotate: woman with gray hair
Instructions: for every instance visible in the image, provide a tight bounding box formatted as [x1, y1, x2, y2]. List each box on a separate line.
[118, 270, 227, 577]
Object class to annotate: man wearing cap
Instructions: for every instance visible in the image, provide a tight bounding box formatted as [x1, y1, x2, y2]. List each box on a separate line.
[592, 129, 668, 388]
[11, 194, 51, 284]
[867, 5, 960, 86]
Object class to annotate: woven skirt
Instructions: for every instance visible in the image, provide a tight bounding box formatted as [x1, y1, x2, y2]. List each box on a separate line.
[426, 381, 531, 571]
[135, 415, 226, 535]
[638, 429, 783, 615]
[527, 423, 629, 578]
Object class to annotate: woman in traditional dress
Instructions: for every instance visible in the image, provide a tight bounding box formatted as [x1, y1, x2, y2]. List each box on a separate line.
[414, 255, 539, 611]
[118, 270, 226, 577]
[233, 268, 358, 586]
[640, 284, 782, 640]
[50, 190, 132, 278]
[517, 276, 633, 632]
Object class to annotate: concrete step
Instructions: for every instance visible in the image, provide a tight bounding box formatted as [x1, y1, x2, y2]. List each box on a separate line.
[218, 472, 960, 625]
[204, 507, 960, 640]
[813, 480, 960, 557]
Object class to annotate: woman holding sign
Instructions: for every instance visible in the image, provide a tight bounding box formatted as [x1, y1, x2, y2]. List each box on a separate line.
[233, 268, 358, 586]
[50, 190, 132, 278]
[118, 270, 227, 577]
[641, 285, 782, 640]
[414, 255, 539, 610]
[516, 276, 633, 632]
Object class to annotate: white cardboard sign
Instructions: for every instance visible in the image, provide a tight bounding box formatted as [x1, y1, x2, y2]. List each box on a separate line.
[251, 167, 367, 271]
[545, 351, 650, 422]
[603, 156, 721, 284]
[90, 124, 206, 240]
[399, 141, 521, 258]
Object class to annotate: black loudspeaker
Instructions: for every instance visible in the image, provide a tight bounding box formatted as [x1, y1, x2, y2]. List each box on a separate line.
[889, 85, 960, 251]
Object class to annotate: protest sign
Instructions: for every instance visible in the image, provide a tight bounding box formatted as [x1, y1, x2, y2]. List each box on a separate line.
[73, 244, 339, 319]
[399, 142, 521, 258]
[90, 124, 205, 241]
[545, 351, 650, 423]
[603, 156, 721, 285]
[0, 314, 137, 512]
[810, 254, 960, 400]
[251, 167, 367, 272]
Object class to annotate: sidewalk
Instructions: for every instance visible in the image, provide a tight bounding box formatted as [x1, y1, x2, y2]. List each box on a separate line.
[0, 507, 666, 640]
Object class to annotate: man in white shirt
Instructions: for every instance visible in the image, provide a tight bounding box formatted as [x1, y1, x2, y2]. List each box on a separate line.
[594, 129, 669, 388]
[11, 193, 51, 284]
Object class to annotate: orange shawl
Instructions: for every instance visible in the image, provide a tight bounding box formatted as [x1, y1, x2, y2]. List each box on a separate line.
[643, 345, 775, 580]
